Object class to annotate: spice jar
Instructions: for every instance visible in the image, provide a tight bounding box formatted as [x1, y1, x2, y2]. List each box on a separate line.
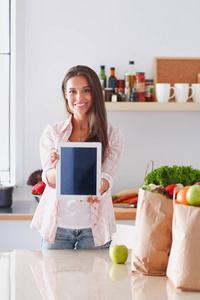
[117, 80, 125, 101]
[135, 72, 145, 102]
[145, 79, 154, 102]
[117, 80, 125, 91]
[104, 88, 113, 102]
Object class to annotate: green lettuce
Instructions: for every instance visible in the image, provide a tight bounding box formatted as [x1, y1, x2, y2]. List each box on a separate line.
[144, 165, 200, 187]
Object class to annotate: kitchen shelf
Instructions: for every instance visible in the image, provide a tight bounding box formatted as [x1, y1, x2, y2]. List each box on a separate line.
[105, 102, 200, 111]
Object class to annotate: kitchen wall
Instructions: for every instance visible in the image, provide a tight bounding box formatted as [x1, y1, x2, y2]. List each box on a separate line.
[14, 0, 200, 200]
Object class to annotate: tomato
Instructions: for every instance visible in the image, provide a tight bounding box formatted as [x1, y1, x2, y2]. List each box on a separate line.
[165, 184, 178, 197]
[186, 185, 200, 206]
[176, 186, 191, 205]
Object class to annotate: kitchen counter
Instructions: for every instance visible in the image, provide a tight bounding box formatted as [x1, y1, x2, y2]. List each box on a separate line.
[0, 201, 137, 220]
[0, 249, 199, 299]
[0, 201, 38, 220]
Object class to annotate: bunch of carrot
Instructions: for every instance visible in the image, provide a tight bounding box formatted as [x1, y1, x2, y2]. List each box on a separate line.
[112, 193, 138, 205]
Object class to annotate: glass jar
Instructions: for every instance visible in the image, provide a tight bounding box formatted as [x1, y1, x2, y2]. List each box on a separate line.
[117, 79, 125, 101]
[117, 79, 125, 91]
[145, 79, 154, 102]
[104, 88, 113, 102]
[135, 72, 145, 102]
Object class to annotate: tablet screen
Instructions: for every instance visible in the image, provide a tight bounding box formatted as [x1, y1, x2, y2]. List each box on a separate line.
[56, 142, 101, 200]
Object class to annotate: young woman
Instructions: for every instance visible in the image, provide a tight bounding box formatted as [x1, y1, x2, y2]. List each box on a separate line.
[31, 65, 124, 249]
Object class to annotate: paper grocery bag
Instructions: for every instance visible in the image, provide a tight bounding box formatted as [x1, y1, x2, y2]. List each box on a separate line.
[166, 203, 200, 291]
[132, 188, 173, 275]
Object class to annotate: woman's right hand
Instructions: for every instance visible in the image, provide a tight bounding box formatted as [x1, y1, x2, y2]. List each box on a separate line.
[50, 149, 59, 169]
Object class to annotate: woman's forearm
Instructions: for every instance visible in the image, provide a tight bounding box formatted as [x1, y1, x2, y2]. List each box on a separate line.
[46, 168, 57, 185]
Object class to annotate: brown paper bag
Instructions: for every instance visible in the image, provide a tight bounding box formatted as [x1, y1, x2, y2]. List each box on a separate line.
[166, 203, 200, 291]
[132, 188, 173, 275]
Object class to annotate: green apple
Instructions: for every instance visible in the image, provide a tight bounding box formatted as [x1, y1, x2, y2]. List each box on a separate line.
[186, 185, 200, 206]
[109, 245, 128, 264]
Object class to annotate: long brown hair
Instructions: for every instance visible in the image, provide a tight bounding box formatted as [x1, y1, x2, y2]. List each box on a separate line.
[62, 65, 108, 162]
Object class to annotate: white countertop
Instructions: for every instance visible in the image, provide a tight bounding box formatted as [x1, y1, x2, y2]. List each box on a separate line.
[0, 249, 199, 299]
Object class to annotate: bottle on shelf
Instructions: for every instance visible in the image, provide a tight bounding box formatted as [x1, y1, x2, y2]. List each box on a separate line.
[99, 65, 107, 88]
[108, 67, 117, 90]
[130, 88, 138, 102]
[124, 61, 136, 93]
[124, 81, 130, 102]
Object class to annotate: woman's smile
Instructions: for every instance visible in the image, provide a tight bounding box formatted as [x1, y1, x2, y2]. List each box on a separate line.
[75, 102, 88, 107]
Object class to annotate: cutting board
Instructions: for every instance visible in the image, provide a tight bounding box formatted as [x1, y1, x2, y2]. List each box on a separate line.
[154, 57, 200, 102]
[114, 206, 137, 220]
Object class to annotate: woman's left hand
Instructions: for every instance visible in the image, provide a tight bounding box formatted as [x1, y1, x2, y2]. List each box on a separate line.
[86, 179, 109, 204]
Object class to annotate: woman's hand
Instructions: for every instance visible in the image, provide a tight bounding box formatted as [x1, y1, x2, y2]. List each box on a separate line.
[86, 179, 109, 204]
[46, 149, 59, 185]
[86, 195, 100, 204]
[50, 149, 59, 169]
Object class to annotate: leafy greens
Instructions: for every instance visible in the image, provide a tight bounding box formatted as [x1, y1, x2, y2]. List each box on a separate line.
[145, 165, 200, 187]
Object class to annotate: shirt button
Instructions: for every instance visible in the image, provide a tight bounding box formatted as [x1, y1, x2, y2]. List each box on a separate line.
[94, 223, 96, 226]
[94, 207, 96, 210]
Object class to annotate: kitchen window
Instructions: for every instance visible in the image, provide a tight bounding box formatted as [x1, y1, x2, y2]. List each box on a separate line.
[0, 0, 15, 184]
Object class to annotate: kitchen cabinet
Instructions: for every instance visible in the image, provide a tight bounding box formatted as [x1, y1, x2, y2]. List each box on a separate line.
[0, 220, 135, 250]
[105, 102, 200, 111]
[0, 220, 41, 249]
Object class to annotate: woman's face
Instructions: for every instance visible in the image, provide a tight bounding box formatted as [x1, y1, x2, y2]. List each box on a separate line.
[65, 76, 93, 117]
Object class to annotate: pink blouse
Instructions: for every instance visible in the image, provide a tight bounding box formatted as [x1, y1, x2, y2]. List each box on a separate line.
[30, 116, 124, 246]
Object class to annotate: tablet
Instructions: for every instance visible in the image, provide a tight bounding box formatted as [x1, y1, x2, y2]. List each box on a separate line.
[56, 142, 102, 200]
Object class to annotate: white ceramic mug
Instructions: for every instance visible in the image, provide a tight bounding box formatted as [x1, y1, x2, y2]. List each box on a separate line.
[156, 83, 176, 103]
[174, 83, 194, 103]
[192, 83, 200, 102]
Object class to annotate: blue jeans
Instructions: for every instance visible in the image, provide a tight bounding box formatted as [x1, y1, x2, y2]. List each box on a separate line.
[42, 227, 111, 250]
